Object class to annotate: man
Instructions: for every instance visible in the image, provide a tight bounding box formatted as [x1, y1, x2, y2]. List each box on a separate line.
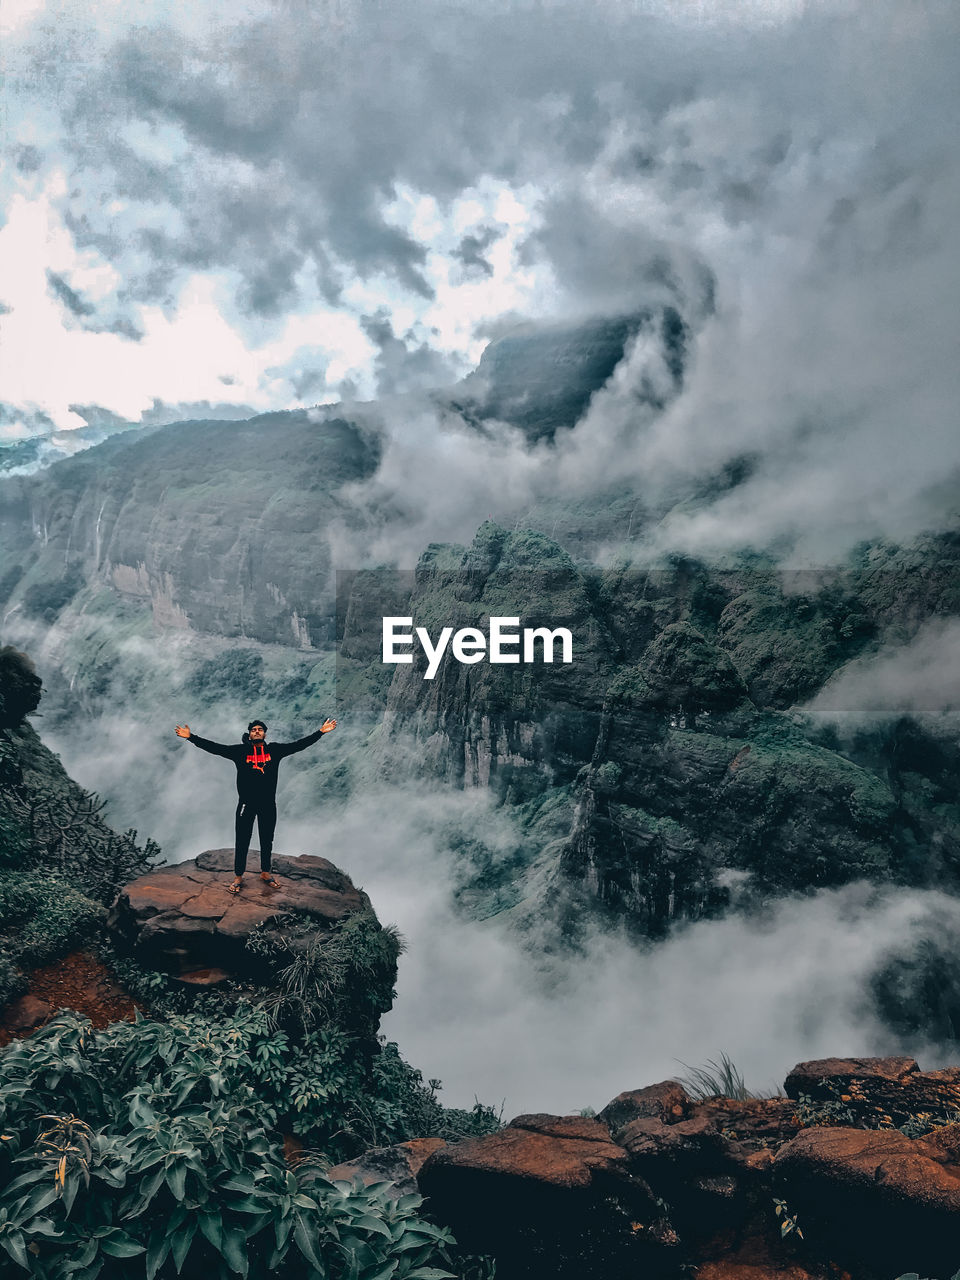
[174, 717, 336, 894]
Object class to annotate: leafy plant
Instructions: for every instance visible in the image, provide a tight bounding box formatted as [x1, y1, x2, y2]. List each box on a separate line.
[0, 1009, 498, 1278]
[0, 871, 107, 972]
[772, 1197, 803, 1240]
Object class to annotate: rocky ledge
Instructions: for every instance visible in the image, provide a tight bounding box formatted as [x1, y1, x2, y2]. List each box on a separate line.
[342, 1056, 960, 1280]
[108, 849, 370, 979]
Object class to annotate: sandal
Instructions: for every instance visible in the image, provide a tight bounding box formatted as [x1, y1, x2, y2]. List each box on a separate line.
[227, 880, 243, 895]
[261, 875, 281, 888]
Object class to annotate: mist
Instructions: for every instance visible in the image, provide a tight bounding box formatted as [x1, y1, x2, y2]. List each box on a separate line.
[3, 1, 959, 561]
[804, 617, 960, 728]
[37, 687, 957, 1115]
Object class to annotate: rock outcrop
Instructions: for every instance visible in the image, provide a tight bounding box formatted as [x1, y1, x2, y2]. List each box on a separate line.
[326, 1138, 448, 1199]
[109, 848, 370, 978]
[418, 1112, 679, 1275]
[453, 308, 687, 443]
[784, 1053, 960, 1126]
[411, 1057, 960, 1279]
[773, 1125, 960, 1276]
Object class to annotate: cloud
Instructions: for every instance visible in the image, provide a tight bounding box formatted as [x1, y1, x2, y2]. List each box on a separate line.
[40, 673, 960, 1113]
[804, 618, 960, 728]
[46, 268, 95, 317]
[5, 0, 955, 555]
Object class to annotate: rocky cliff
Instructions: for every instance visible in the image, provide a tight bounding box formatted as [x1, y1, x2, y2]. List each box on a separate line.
[346, 1055, 960, 1280]
[451, 306, 687, 442]
[339, 524, 960, 949]
[0, 410, 377, 647]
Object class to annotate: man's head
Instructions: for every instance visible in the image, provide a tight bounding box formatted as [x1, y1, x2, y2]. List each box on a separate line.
[247, 720, 267, 741]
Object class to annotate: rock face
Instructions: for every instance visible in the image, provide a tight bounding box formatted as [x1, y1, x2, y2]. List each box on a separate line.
[356, 527, 908, 937]
[0, 411, 377, 646]
[418, 1112, 678, 1276]
[109, 849, 370, 977]
[773, 1126, 960, 1275]
[784, 1054, 960, 1126]
[412, 1058, 960, 1279]
[326, 1138, 448, 1198]
[453, 308, 687, 443]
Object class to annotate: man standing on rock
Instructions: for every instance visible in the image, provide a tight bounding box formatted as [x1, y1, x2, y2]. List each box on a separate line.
[174, 718, 336, 894]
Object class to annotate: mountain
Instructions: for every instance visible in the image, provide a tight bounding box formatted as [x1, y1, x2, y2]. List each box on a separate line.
[339, 524, 960, 942]
[2, 314, 960, 1040]
[449, 306, 687, 442]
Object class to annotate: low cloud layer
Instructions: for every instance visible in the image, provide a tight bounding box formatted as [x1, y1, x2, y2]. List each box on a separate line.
[42, 695, 960, 1114]
[804, 617, 960, 728]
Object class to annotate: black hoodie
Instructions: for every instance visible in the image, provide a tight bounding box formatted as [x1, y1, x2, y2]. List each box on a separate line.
[188, 728, 325, 801]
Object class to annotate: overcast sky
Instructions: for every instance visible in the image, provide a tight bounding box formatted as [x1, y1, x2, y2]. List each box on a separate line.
[3, 0, 958, 558]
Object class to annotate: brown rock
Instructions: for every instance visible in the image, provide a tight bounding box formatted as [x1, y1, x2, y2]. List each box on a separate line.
[509, 1113, 616, 1142]
[924, 1122, 960, 1163]
[785, 1055, 918, 1090]
[5, 995, 51, 1033]
[422, 1120, 630, 1189]
[417, 1114, 673, 1276]
[618, 1108, 764, 1245]
[110, 848, 371, 975]
[696, 1264, 823, 1280]
[783, 1055, 960, 1126]
[773, 1124, 960, 1274]
[619, 1111, 724, 1164]
[327, 1138, 447, 1197]
[696, 1097, 799, 1147]
[173, 967, 232, 987]
[600, 1080, 691, 1138]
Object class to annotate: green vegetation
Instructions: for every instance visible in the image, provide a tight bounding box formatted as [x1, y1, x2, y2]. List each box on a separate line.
[0, 1010, 495, 1279]
[0, 644, 500, 1278]
[0, 723, 158, 903]
[247, 909, 403, 1038]
[772, 1197, 804, 1241]
[0, 872, 105, 1003]
[674, 1053, 753, 1102]
[0, 647, 157, 1001]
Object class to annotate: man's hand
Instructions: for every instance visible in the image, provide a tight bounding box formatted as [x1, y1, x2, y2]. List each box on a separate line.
[175, 724, 191, 739]
[320, 718, 337, 733]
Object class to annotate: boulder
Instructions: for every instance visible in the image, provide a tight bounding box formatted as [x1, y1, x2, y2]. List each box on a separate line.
[417, 1112, 677, 1278]
[694, 1263, 825, 1280]
[618, 1110, 756, 1243]
[773, 1124, 960, 1275]
[109, 849, 370, 976]
[600, 1080, 691, 1138]
[696, 1097, 800, 1149]
[619, 1111, 726, 1168]
[4, 994, 51, 1034]
[326, 1138, 447, 1198]
[784, 1055, 960, 1127]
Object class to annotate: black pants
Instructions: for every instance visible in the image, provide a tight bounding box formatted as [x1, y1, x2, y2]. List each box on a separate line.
[234, 799, 277, 876]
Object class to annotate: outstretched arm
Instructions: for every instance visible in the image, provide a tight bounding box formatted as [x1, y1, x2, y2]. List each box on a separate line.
[273, 718, 337, 758]
[175, 724, 236, 758]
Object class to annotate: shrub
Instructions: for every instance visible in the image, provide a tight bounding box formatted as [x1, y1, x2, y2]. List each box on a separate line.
[248, 909, 401, 1038]
[0, 1009, 496, 1278]
[0, 782, 159, 902]
[0, 870, 106, 970]
[0, 946, 26, 1006]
